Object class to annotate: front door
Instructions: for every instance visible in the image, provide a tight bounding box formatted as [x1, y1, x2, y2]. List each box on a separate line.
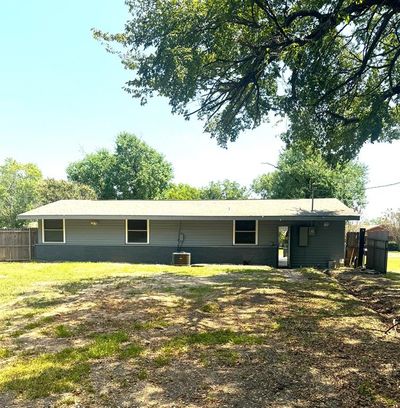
[278, 226, 290, 267]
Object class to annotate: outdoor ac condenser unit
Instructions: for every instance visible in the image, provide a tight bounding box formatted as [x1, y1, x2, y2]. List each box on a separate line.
[172, 252, 191, 266]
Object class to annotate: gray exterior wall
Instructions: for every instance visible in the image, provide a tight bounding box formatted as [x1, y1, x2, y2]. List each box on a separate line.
[34, 245, 277, 265]
[288, 221, 345, 268]
[38, 219, 277, 247]
[36, 219, 345, 267]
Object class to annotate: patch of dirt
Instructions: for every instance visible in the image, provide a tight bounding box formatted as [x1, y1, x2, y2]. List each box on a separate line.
[1, 268, 400, 407]
[279, 269, 308, 282]
[330, 268, 400, 323]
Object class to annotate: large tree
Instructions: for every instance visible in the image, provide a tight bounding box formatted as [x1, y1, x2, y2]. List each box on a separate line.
[251, 145, 367, 210]
[95, 0, 400, 163]
[201, 180, 249, 200]
[0, 159, 42, 228]
[161, 183, 202, 200]
[66, 149, 116, 199]
[67, 133, 173, 199]
[38, 179, 97, 205]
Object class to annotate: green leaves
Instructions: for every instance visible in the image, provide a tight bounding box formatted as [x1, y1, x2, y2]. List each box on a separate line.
[97, 0, 400, 161]
[161, 183, 202, 200]
[251, 145, 367, 210]
[38, 179, 97, 205]
[161, 180, 249, 200]
[200, 179, 249, 200]
[0, 159, 42, 228]
[67, 132, 173, 199]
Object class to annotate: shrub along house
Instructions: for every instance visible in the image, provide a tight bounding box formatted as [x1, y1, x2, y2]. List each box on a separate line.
[18, 198, 359, 268]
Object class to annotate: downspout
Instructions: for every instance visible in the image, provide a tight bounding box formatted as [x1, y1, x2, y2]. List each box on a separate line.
[177, 221, 185, 251]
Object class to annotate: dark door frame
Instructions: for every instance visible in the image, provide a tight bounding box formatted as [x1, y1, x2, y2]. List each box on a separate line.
[277, 225, 291, 268]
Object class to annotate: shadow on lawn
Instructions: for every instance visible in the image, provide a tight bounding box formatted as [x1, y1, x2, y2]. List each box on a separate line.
[2, 267, 400, 407]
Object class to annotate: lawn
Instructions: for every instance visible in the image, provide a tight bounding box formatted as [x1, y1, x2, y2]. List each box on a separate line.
[0, 262, 399, 407]
[388, 251, 400, 274]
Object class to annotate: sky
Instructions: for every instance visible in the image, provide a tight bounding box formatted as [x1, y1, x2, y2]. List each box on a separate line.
[0, 0, 399, 219]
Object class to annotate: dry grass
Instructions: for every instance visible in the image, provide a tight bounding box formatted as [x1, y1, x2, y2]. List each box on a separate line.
[0, 262, 399, 407]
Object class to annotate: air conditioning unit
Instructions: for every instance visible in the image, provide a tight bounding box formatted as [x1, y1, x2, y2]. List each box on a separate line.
[172, 252, 191, 266]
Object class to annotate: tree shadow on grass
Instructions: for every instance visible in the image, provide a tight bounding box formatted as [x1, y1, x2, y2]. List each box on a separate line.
[1, 267, 399, 407]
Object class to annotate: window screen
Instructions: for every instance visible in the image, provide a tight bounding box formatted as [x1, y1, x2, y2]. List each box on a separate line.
[43, 219, 64, 243]
[127, 220, 148, 243]
[234, 220, 257, 244]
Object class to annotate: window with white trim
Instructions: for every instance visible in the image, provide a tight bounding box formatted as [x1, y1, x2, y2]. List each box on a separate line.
[233, 220, 257, 245]
[43, 219, 65, 243]
[126, 219, 149, 244]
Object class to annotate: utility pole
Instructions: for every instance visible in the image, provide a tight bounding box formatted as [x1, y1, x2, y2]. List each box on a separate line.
[310, 180, 315, 212]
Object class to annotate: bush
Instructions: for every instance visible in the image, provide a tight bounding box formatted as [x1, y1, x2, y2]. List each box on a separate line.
[388, 241, 399, 251]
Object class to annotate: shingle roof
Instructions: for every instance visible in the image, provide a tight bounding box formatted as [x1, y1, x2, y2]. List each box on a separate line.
[18, 199, 360, 220]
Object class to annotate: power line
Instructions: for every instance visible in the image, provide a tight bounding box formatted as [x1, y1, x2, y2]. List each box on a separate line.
[261, 162, 400, 191]
[366, 181, 400, 190]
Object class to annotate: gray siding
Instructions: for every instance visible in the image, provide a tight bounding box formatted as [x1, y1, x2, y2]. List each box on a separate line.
[259, 221, 278, 246]
[39, 219, 277, 247]
[290, 221, 345, 268]
[35, 218, 345, 267]
[150, 220, 235, 246]
[66, 220, 125, 245]
[34, 245, 277, 266]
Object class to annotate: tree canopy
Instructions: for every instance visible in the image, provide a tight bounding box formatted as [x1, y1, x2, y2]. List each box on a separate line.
[251, 145, 367, 210]
[96, 0, 400, 162]
[67, 133, 173, 199]
[161, 183, 202, 200]
[377, 208, 400, 246]
[161, 180, 251, 200]
[38, 179, 97, 205]
[0, 159, 42, 228]
[201, 180, 249, 200]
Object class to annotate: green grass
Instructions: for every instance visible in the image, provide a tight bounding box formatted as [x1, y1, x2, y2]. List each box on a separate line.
[53, 324, 74, 338]
[153, 330, 264, 367]
[0, 347, 12, 358]
[0, 262, 254, 308]
[0, 262, 398, 406]
[86, 331, 129, 358]
[11, 316, 56, 338]
[200, 302, 221, 313]
[119, 343, 144, 359]
[0, 330, 142, 398]
[212, 349, 241, 366]
[132, 319, 170, 330]
[0, 349, 91, 398]
[166, 330, 264, 347]
[387, 251, 400, 274]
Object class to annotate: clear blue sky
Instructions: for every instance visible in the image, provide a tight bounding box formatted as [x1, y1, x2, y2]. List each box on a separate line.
[1, 0, 399, 219]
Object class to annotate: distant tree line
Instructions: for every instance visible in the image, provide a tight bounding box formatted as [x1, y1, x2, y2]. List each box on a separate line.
[374, 209, 400, 250]
[0, 159, 97, 228]
[0, 132, 368, 228]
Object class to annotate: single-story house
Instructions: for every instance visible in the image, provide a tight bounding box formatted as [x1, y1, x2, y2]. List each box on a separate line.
[18, 198, 359, 268]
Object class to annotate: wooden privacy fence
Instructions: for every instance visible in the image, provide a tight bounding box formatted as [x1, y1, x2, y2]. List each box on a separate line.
[366, 238, 388, 273]
[366, 229, 388, 274]
[0, 229, 37, 261]
[345, 229, 388, 273]
[345, 229, 365, 267]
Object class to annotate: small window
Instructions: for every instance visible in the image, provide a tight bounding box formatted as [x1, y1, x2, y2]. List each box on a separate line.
[43, 219, 65, 243]
[126, 219, 149, 244]
[234, 220, 257, 245]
